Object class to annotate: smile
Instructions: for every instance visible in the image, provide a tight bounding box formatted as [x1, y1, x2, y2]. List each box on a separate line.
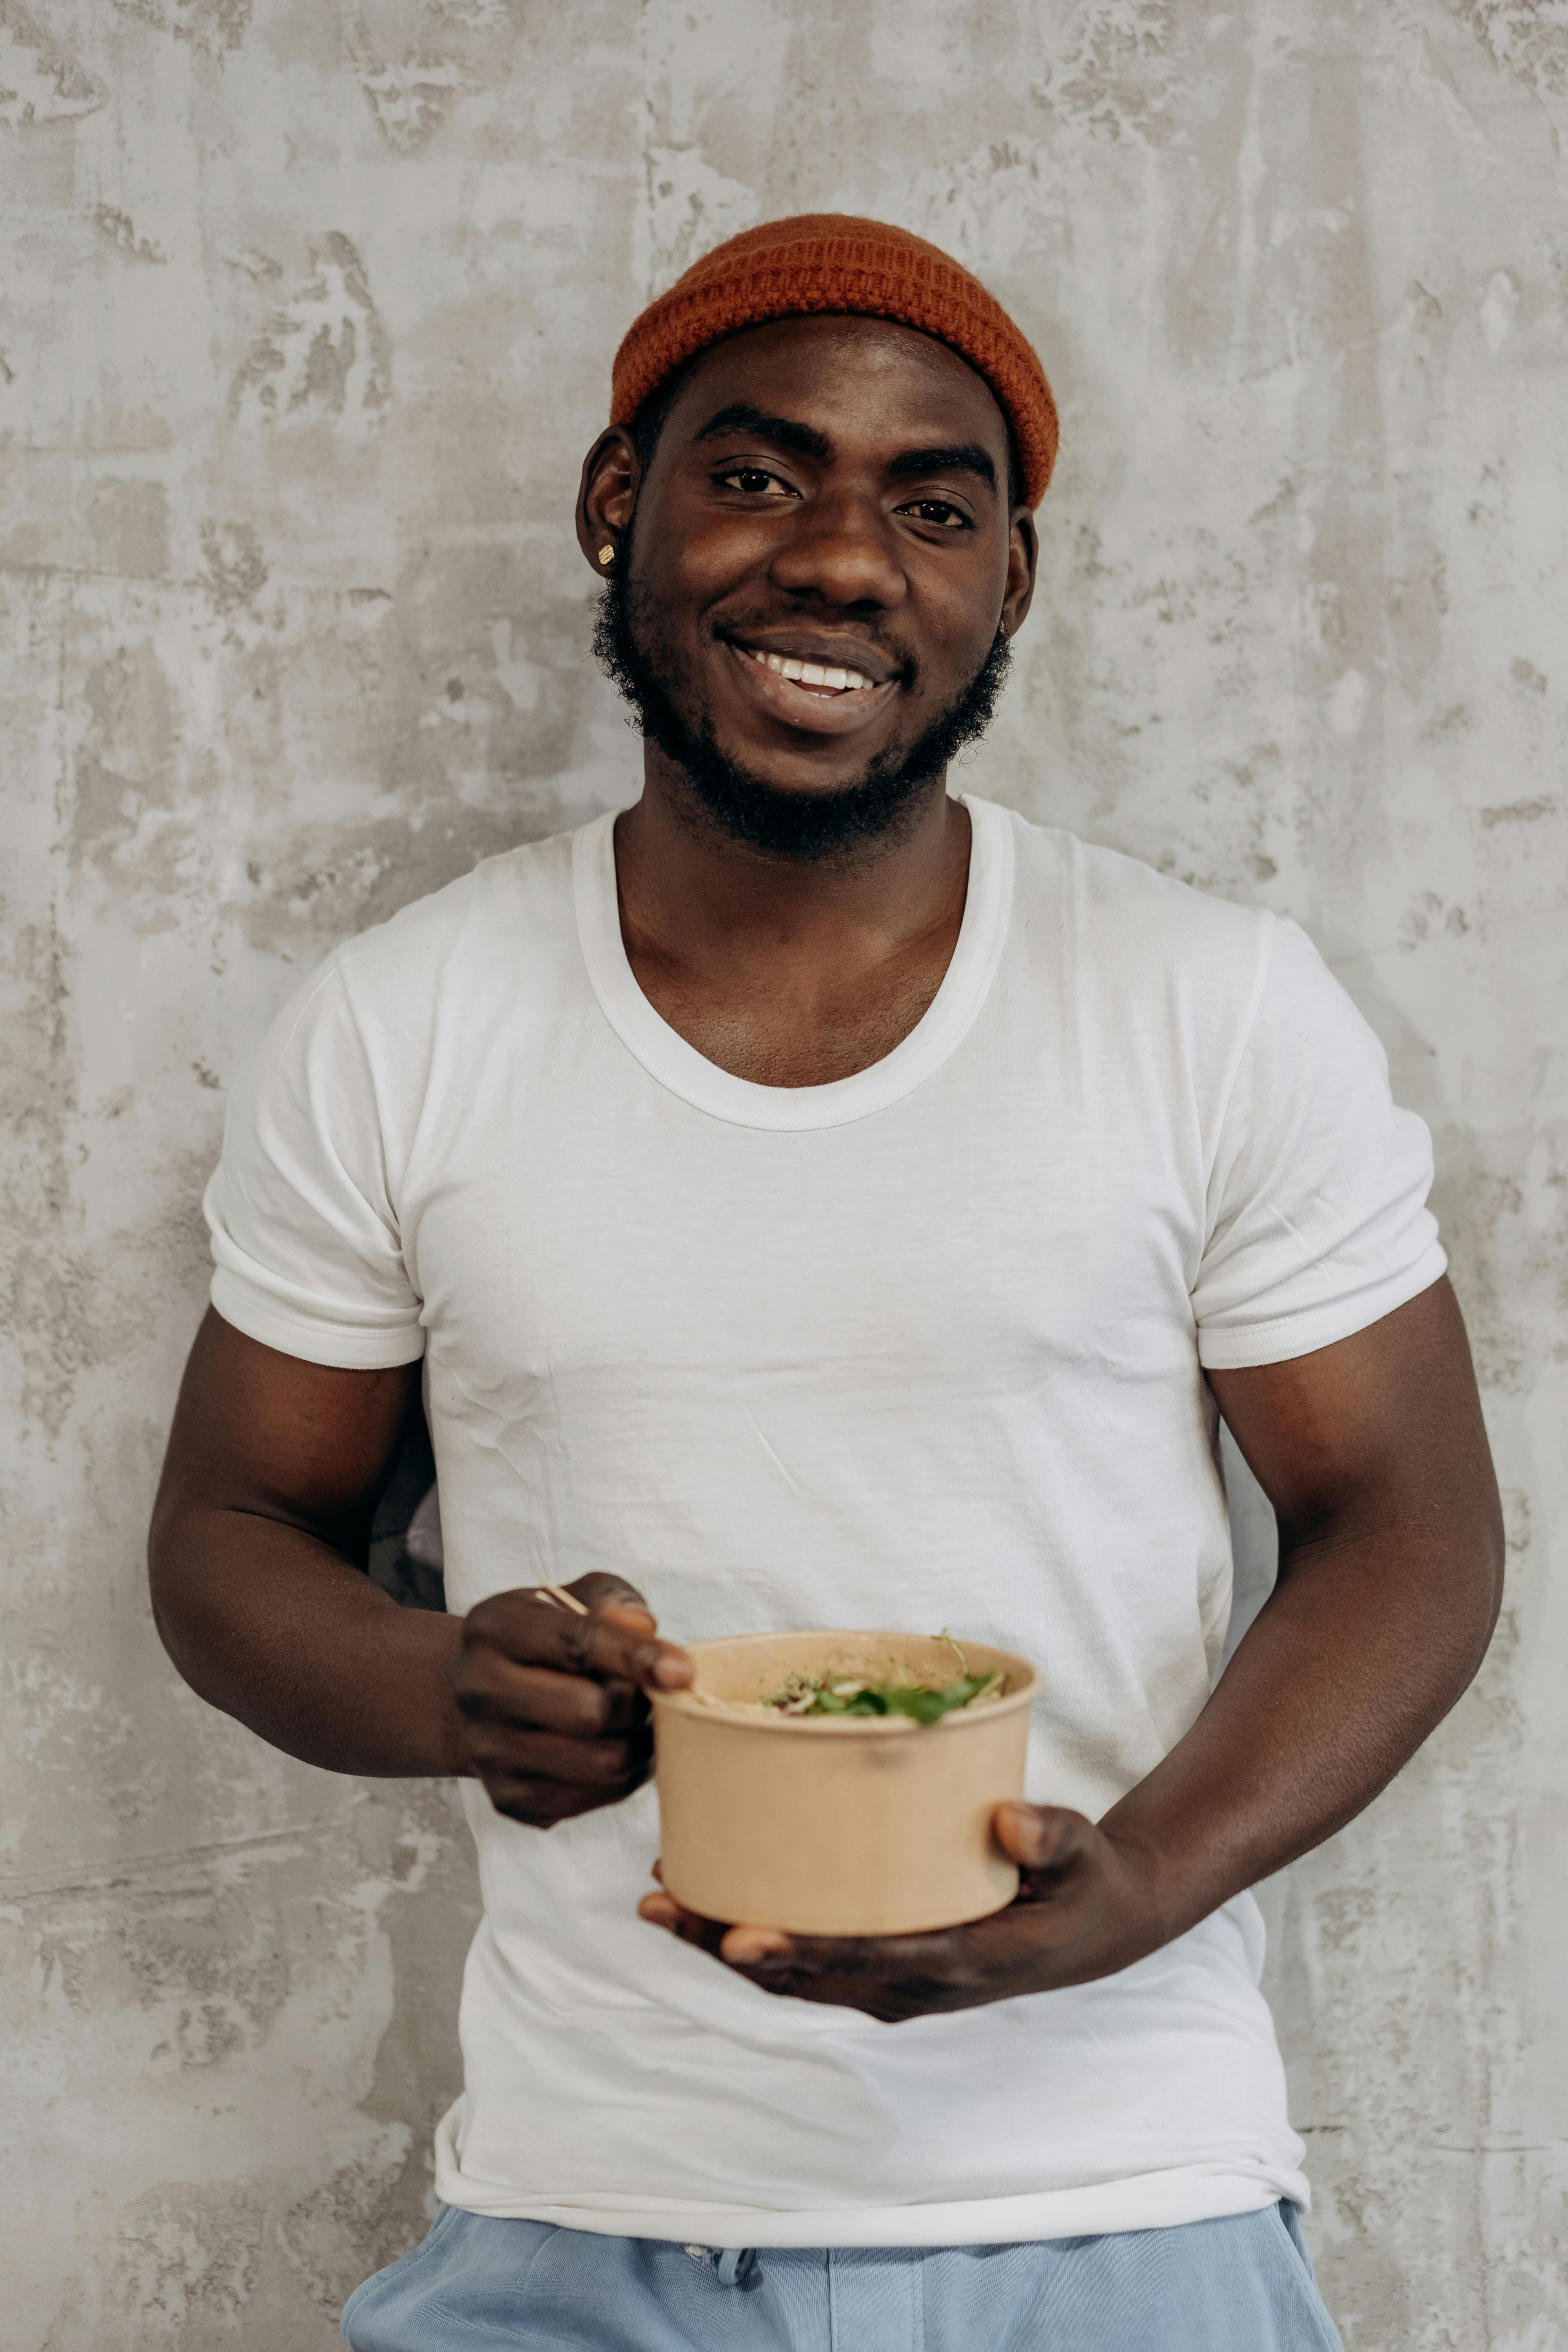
[744, 649, 878, 696]
[719, 638, 901, 739]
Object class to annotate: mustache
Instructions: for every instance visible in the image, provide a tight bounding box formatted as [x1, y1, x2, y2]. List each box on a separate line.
[706, 606, 920, 691]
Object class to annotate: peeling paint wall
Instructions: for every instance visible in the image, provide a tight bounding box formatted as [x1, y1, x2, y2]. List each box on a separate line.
[2, 3, 1564, 2345]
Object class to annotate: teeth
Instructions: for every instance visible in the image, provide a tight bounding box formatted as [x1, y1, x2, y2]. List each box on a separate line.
[747, 649, 876, 692]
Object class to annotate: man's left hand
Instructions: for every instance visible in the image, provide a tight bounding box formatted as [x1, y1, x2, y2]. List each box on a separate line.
[637, 1802, 1171, 2023]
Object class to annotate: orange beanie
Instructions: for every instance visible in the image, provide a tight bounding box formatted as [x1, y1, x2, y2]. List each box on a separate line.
[610, 214, 1058, 507]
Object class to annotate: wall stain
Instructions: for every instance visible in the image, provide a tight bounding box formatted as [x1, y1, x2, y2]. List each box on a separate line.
[91, 205, 169, 265]
[200, 520, 269, 615]
[1440, 0, 1568, 127]
[0, 3, 107, 128]
[110, 0, 254, 58]
[1480, 796, 1554, 827]
[356, 53, 474, 153]
[43, 2181, 265, 2347]
[85, 480, 172, 579]
[231, 234, 391, 440]
[1054, 0, 1179, 148]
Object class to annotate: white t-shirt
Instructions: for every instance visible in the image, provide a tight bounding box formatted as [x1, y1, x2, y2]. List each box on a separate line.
[205, 794, 1445, 2246]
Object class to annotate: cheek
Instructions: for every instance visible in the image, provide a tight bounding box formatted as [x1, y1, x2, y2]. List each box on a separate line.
[905, 572, 1002, 681]
[922, 584, 989, 644]
[634, 477, 776, 599]
[670, 514, 783, 601]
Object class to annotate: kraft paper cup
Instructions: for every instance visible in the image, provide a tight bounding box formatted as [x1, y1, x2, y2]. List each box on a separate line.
[651, 1631, 1040, 1937]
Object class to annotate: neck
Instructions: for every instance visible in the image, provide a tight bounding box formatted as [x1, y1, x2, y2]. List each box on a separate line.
[615, 744, 967, 972]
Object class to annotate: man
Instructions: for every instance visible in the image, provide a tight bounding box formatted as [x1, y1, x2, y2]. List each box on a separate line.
[149, 216, 1502, 2350]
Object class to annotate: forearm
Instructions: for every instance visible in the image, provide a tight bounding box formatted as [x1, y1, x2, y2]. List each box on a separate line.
[151, 1505, 465, 1778]
[661, 1286, 1506, 2021]
[1100, 1511, 1502, 1939]
[150, 1316, 692, 1831]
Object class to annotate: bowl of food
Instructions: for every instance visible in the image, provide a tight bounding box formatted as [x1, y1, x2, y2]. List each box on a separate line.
[651, 1630, 1040, 1936]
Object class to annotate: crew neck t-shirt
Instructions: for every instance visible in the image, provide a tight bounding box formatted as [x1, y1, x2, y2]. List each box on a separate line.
[205, 793, 1446, 2247]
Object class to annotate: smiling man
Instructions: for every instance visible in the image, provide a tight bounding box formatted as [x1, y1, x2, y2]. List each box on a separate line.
[149, 218, 1502, 2351]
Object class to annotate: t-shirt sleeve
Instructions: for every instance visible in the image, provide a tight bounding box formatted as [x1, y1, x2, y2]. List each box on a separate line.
[204, 951, 426, 1370]
[1192, 915, 1447, 1370]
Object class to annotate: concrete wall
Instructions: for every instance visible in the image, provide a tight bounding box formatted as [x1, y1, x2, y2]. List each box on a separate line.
[3, 2, 1564, 2343]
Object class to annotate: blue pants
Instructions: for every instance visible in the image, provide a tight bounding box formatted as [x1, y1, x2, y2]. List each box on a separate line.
[341, 2201, 1343, 2350]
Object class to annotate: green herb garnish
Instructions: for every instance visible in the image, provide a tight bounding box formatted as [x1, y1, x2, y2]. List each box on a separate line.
[766, 1670, 1004, 1724]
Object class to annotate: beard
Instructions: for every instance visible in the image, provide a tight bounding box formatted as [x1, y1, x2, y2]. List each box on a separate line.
[592, 559, 1012, 861]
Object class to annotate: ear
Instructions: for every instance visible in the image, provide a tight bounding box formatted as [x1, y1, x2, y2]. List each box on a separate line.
[576, 426, 641, 579]
[1000, 506, 1038, 641]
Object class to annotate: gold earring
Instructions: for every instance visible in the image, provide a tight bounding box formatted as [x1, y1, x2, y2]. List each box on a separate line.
[598, 544, 615, 566]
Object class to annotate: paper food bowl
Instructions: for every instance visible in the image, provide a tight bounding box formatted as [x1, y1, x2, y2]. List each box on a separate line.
[651, 1630, 1040, 1937]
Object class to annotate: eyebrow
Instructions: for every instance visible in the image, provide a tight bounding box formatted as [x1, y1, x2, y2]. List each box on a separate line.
[691, 406, 998, 497]
[692, 404, 830, 461]
[886, 443, 997, 496]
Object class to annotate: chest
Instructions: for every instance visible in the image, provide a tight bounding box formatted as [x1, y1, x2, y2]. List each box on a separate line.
[621, 936, 954, 1089]
[399, 1005, 1205, 1410]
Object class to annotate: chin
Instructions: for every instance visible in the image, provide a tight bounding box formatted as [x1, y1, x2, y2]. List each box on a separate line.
[710, 741, 889, 800]
[677, 735, 942, 860]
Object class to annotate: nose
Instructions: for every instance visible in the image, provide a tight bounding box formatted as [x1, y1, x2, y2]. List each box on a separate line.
[766, 482, 907, 613]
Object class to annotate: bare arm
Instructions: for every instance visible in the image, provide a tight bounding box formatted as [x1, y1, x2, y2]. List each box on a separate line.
[1102, 1272, 1503, 1923]
[644, 1278, 1504, 2013]
[149, 1309, 691, 1811]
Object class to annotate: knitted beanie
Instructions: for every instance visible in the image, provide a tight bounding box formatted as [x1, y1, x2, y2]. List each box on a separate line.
[610, 214, 1058, 507]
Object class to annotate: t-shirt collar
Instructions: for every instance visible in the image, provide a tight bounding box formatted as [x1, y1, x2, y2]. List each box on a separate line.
[573, 792, 1014, 1132]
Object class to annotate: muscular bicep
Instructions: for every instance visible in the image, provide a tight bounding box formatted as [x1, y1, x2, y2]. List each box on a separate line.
[152, 1307, 421, 1563]
[1207, 1276, 1503, 1570]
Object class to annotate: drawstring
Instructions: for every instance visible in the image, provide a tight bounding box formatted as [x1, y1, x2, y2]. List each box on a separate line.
[683, 2244, 755, 2286]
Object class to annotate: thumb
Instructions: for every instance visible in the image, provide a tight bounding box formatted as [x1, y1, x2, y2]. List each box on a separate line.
[571, 1572, 656, 1628]
[993, 1801, 1094, 1871]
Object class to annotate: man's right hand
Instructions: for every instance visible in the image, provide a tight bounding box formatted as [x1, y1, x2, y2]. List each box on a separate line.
[150, 1313, 696, 1792]
[450, 1575, 693, 1826]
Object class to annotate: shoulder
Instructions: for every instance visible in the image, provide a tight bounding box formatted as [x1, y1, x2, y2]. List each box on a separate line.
[246, 820, 590, 1095]
[332, 822, 581, 1003]
[975, 797, 1275, 1001]
[281, 821, 593, 1067]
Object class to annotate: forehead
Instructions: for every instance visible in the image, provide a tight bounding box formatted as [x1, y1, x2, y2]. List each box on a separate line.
[657, 314, 1011, 461]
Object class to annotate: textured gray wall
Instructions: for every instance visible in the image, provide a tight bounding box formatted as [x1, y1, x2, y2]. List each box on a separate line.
[3, 2, 1564, 2345]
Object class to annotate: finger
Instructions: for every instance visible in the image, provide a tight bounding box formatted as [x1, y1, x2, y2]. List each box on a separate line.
[456, 1653, 647, 1735]
[637, 1891, 730, 1958]
[467, 1727, 652, 1789]
[724, 1928, 965, 1982]
[720, 1926, 793, 1964]
[639, 1904, 1016, 2019]
[570, 1572, 656, 1627]
[641, 1882, 730, 1935]
[486, 1770, 650, 1827]
[464, 1588, 692, 1691]
[722, 1923, 1027, 2017]
[732, 1976, 936, 2023]
[993, 1801, 1094, 1871]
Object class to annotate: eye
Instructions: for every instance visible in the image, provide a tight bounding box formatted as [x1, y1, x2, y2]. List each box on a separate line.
[897, 497, 973, 530]
[716, 466, 798, 498]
